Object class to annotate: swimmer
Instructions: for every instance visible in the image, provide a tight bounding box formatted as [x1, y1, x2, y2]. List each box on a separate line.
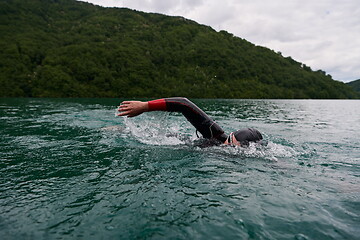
[117, 97, 263, 147]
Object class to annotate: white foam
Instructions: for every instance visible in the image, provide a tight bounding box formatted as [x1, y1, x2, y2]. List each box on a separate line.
[123, 114, 187, 146]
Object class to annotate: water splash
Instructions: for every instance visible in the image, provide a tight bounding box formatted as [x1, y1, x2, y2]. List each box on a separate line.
[123, 113, 189, 146]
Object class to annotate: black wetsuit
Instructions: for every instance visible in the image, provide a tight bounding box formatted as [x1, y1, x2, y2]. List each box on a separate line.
[148, 97, 228, 142]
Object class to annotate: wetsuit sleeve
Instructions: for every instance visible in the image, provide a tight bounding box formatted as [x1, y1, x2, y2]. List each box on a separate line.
[147, 97, 227, 142]
[148, 99, 167, 111]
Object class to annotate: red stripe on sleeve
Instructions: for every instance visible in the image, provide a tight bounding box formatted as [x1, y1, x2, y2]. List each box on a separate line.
[147, 99, 167, 111]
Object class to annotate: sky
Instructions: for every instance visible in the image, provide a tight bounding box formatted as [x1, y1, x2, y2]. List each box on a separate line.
[80, 0, 360, 82]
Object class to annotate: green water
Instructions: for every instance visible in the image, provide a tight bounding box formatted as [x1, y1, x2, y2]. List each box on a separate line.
[0, 98, 359, 239]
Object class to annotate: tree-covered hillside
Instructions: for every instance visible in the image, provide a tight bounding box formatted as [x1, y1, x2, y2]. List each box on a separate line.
[0, 0, 358, 98]
[347, 79, 360, 93]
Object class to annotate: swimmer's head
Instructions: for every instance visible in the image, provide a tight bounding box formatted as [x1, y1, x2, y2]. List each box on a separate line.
[225, 128, 263, 146]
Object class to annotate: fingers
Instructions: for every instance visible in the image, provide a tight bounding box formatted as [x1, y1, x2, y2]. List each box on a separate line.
[117, 111, 136, 118]
[117, 105, 128, 111]
[117, 111, 130, 117]
[120, 101, 134, 106]
[117, 102, 134, 117]
[118, 101, 135, 110]
[117, 101, 129, 108]
[118, 102, 132, 111]
[117, 101, 144, 118]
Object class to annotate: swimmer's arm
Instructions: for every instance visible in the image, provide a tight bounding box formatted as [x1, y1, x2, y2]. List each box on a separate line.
[118, 98, 227, 141]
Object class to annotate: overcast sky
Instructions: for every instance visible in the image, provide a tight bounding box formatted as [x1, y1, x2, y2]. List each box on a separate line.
[81, 0, 360, 82]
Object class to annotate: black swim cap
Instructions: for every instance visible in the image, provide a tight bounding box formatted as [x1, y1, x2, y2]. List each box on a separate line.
[232, 128, 263, 146]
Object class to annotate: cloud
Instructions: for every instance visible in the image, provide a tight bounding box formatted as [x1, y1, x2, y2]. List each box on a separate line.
[111, 0, 204, 14]
[181, 1, 237, 29]
[81, 0, 360, 82]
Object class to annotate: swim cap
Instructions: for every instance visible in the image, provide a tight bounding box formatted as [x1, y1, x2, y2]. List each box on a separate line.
[232, 128, 263, 146]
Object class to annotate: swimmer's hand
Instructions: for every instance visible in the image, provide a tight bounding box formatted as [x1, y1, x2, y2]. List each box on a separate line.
[117, 101, 149, 117]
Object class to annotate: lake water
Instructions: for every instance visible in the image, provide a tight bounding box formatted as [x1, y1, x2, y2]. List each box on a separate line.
[0, 98, 359, 239]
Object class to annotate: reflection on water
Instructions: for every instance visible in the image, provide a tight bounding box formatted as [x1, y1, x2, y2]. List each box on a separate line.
[0, 98, 359, 239]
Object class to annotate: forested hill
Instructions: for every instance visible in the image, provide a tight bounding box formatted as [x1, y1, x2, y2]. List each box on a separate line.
[1, 0, 358, 98]
[347, 79, 360, 93]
